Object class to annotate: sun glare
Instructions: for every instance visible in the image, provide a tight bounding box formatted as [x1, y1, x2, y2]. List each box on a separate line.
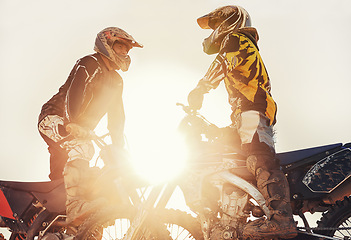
[93, 115, 189, 184]
[128, 129, 188, 184]
[93, 64, 197, 184]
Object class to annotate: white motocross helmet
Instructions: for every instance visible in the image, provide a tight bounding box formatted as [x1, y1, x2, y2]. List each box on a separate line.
[94, 27, 143, 71]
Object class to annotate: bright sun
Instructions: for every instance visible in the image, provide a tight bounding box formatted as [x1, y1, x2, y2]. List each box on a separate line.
[93, 110, 188, 184]
[93, 64, 197, 184]
[128, 128, 188, 184]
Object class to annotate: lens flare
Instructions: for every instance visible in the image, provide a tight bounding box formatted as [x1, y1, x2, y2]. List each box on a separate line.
[129, 130, 188, 184]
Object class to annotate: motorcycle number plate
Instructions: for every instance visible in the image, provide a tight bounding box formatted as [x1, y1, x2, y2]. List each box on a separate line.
[302, 148, 351, 193]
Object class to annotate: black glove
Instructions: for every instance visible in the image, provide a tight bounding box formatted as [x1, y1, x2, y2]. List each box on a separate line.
[187, 87, 205, 111]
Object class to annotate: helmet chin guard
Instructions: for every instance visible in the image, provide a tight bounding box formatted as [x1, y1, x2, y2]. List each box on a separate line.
[197, 6, 251, 55]
[94, 27, 143, 71]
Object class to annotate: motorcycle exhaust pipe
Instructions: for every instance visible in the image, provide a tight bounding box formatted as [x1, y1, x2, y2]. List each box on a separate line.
[323, 177, 351, 204]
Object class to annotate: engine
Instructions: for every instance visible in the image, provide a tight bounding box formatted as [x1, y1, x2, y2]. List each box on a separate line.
[205, 179, 251, 239]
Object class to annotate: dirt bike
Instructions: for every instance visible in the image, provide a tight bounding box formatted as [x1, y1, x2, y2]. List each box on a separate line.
[176, 103, 351, 240]
[3, 106, 350, 240]
[0, 131, 201, 240]
[75, 104, 351, 240]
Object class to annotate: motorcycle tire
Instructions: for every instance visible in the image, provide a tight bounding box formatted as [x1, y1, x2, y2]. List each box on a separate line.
[75, 206, 203, 240]
[315, 196, 351, 238]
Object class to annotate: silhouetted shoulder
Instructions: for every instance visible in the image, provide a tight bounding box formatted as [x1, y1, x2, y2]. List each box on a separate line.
[75, 54, 103, 76]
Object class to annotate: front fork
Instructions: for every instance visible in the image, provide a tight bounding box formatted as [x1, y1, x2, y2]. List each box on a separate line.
[122, 182, 177, 240]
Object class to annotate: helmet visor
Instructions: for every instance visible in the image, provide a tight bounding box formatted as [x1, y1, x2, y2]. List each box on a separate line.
[197, 14, 212, 29]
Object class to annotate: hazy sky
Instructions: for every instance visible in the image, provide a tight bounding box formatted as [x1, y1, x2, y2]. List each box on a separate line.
[1, 0, 351, 183]
[0, 0, 351, 238]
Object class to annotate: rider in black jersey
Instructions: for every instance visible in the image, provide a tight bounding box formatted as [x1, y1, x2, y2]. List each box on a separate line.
[38, 27, 142, 225]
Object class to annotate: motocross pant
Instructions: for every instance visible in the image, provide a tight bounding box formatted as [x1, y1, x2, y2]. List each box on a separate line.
[38, 115, 69, 180]
[234, 111, 297, 238]
[39, 115, 104, 224]
[39, 132, 68, 180]
[234, 110, 276, 163]
[38, 115, 95, 165]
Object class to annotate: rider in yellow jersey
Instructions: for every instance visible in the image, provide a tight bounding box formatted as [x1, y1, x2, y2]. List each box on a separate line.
[188, 6, 297, 239]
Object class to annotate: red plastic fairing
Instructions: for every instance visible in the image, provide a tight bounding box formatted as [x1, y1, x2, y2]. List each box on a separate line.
[0, 189, 15, 219]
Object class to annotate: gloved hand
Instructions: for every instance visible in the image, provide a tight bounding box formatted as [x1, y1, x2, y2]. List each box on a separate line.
[65, 123, 90, 138]
[187, 87, 205, 111]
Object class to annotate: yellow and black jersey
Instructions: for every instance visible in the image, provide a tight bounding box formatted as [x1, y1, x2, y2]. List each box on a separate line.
[198, 28, 277, 125]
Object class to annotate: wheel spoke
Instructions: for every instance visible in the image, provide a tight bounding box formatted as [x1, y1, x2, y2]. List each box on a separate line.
[315, 197, 351, 239]
[77, 207, 202, 240]
[167, 223, 196, 240]
[336, 219, 351, 237]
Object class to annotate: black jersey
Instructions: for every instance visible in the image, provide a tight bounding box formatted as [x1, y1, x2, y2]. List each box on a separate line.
[39, 53, 125, 146]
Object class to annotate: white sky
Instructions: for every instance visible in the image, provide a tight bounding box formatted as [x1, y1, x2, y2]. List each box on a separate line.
[0, 0, 351, 237]
[1, 0, 351, 182]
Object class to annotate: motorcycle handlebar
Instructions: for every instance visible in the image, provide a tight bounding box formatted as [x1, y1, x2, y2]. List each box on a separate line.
[65, 123, 110, 149]
[176, 102, 216, 128]
[176, 103, 195, 115]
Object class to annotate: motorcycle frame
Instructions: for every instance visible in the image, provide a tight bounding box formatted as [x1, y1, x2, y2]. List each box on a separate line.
[117, 167, 271, 239]
[2, 117, 349, 240]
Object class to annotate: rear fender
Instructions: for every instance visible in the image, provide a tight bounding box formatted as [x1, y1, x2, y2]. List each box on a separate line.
[323, 177, 351, 204]
[0, 187, 33, 220]
[32, 182, 66, 214]
[302, 148, 351, 193]
[287, 148, 351, 201]
[0, 188, 14, 219]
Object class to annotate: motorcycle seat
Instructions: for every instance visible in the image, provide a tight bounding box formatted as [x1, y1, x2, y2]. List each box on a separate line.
[277, 143, 343, 166]
[0, 178, 64, 193]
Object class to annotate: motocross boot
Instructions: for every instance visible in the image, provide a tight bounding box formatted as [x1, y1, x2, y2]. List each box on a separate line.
[63, 159, 106, 225]
[243, 155, 297, 239]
